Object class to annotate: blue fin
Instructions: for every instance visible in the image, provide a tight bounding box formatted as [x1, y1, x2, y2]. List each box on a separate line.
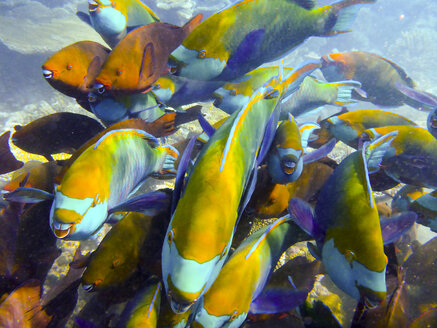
[76, 11, 92, 26]
[197, 113, 216, 138]
[3, 187, 53, 203]
[249, 285, 309, 314]
[303, 138, 336, 164]
[108, 191, 170, 215]
[288, 198, 324, 241]
[395, 82, 437, 111]
[257, 109, 280, 165]
[172, 135, 198, 213]
[380, 211, 417, 245]
[223, 29, 265, 78]
[298, 121, 320, 150]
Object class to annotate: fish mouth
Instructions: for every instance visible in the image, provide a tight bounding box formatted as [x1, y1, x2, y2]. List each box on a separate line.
[167, 292, 196, 314]
[52, 222, 74, 239]
[42, 69, 53, 79]
[88, 0, 99, 12]
[281, 157, 297, 175]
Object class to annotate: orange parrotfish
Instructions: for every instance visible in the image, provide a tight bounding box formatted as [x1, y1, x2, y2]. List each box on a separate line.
[171, 0, 376, 81]
[94, 14, 203, 96]
[41, 41, 110, 111]
[77, 0, 160, 49]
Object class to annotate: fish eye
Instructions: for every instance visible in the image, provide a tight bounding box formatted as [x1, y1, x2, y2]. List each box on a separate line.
[112, 258, 121, 268]
[94, 84, 106, 94]
[116, 69, 123, 76]
[198, 50, 207, 59]
[67, 64, 73, 70]
[82, 283, 95, 292]
[168, 229, 175, 244]
[112, 1, 117, 8]
[42, 69, 53, 79]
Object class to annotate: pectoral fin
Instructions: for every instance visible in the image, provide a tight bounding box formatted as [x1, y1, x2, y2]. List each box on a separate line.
[4, 187, 54, 203]
[108, 191, 170, 215]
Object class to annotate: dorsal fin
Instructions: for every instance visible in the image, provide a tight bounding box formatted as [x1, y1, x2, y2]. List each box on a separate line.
[93, 128, 159, 150]
[245, 216, 289, 260]
[375, 55, 415, 87]
[139, 42, 155, 82]
[291, 0, 317, 10]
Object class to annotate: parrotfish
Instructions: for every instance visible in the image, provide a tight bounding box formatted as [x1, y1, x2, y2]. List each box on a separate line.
[81, 212, 160, 292]
[213, 65, 360, 118]
[289, 133, 398, 306]
[192, 218, 310, 328]
[94, 14, 203, 96]
[11, 112, 104, 161]
[392, 185, 425, 214]
[266, 116, 333, 184]
[361, 125, 437, 189]
[41, 41, 110, 110]
[78, 0, 160, 49]
[162, 63, 318, 314]
[48, 128, 177, 240]
[249, 160, 334, 219]
[311, 109, 416, 149]
[320, 51, 430, 109]
[171, 0, 375, 81]
[118, 278, 161, 328]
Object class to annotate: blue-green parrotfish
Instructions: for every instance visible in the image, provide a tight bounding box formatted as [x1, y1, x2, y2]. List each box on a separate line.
[161, 62, 318, 314]
[311, 109, 416, 149]
[192, 217, 311, 328]
[213, 65, 360, 118]
[171, 0, 376, 81]
[78, 0, 160, 49]
[361, 125, 437, 189]
[320, 51, 433, 109]
[289, 132, 399, 306]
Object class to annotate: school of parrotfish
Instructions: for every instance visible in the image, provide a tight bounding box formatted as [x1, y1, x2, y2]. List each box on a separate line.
[2, 0, 437, 327]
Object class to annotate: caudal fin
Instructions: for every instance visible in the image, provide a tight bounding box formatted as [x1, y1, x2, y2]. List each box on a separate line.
[330, 80, 362, 105]
[323, 0, 376, 36]
[154, 145, 179, 179]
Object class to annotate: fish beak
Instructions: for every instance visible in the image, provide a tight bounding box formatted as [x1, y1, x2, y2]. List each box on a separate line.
[52, 222, 74, 239]
[281, 157, 298, 175]
[88, 92, 98, 103]
[82, 284, 95, 292]
[167, 291, 196, 314]
[88, 0, 99, 12]
[42, 69, 53, 79]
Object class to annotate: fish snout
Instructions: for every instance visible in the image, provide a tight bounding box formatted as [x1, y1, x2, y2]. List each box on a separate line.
[167, 290, 197, 314]
[51, 221, 74, 239]
[281, 156, 298, 175]
[42, 69, 53, 79]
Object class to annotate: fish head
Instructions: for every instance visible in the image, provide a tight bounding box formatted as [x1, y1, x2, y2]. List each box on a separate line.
[267, 146, 303, 184]
[321, 53, 349, 81]
[162, 217, 230, 314]
[49, 188, 108, 240]
[327, 116, 359, 146]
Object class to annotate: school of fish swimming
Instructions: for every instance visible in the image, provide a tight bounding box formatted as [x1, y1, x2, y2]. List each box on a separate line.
[1, 0, 437, 327]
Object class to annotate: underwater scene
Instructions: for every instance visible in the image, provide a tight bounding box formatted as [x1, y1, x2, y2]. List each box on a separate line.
[1, 0, 437, 327]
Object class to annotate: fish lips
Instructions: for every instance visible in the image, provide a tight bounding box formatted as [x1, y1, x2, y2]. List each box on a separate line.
[51, 221, 75, 239]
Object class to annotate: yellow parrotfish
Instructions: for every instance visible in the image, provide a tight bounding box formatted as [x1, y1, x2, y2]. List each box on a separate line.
[81, 212, 161, 292]
[311, 109, 417, 149]
[80, 0, 160, 49]
[361, 125, 437, 189]
[214, 65, 360, 118]
[41, 41, 110, 110]
[192, 218, 311, 328]
[320, 51, 432, 109]
[171, 0, 376, 81]
[289, 132, 398, 306]
[161, 63, 318, 314]
[49, 128, 178, 240]
[118, 278, 161, 328]
[94, 14, 203, 96]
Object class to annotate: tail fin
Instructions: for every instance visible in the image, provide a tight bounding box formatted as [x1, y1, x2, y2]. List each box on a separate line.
[330, 80, 362, 105]
[323, 0, 376, 36]
[182, 13, 203, 35]
[155, 145, 179, 179]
